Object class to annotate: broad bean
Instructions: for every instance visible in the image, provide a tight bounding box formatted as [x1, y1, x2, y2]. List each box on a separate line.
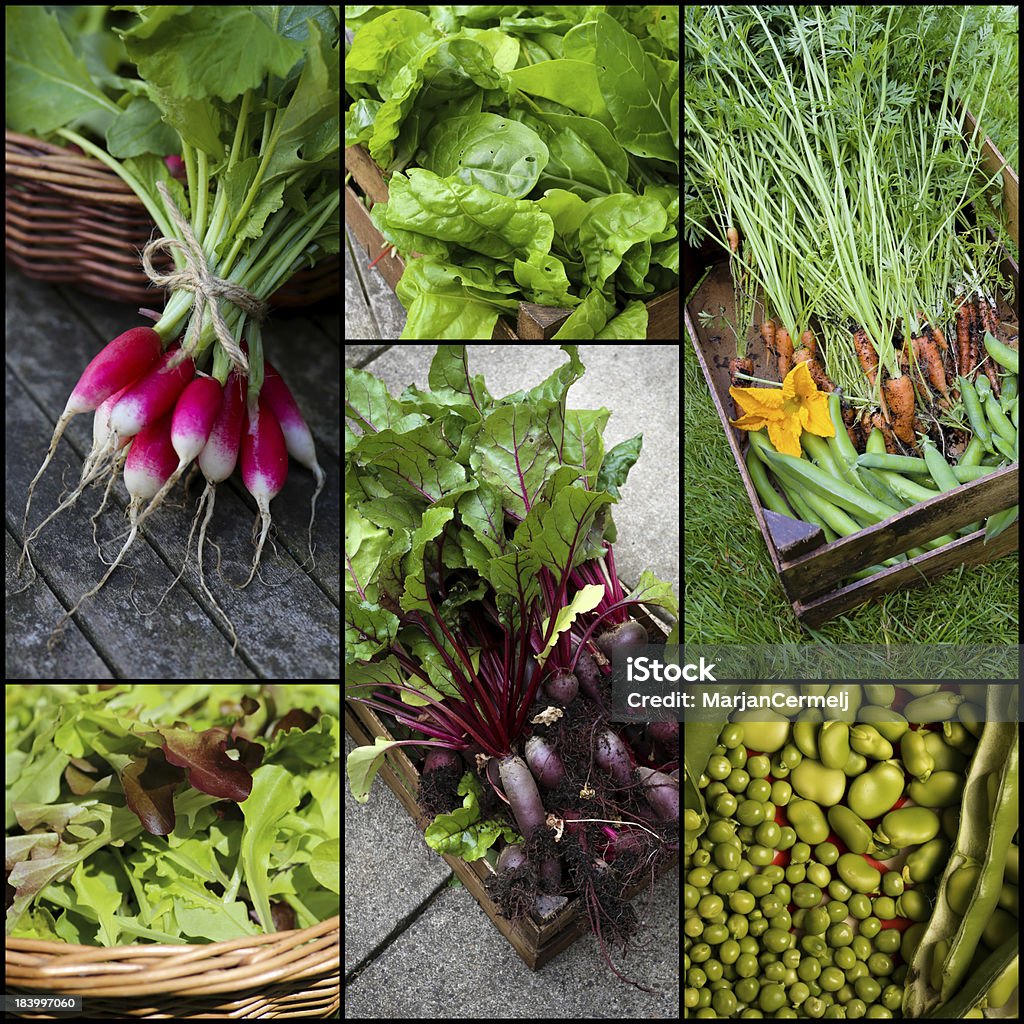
[847, 761, 905, 820]
[876, 806, 940, 849]
[787, 798, 830, 845]
[733, 711, 790, 753]
[791, 759, 847, 806]
[819, 721, 851, 770]
[857, 705, 910, 742]
[828, 804, 874, 856]
[902, 837, 951, 885]
[903, 690, 964, 722]
[900, 728, 934, 781]
[907, 770, 965, 808]
[849, 724, 894, 761]
[836, 853, 881, 893]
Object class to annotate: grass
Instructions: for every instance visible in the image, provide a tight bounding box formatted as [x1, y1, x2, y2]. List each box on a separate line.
[684, 338, 1019, 645]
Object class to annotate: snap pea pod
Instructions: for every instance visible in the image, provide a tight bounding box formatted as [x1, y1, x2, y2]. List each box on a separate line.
[984, 505, 1019, 544]
[959, 435, 986, 467]
[856, 452, 932, 475]
[1000, 373, 1017, 403]
[984, 331, 1019, 374]
[959, 375, 993, 450]
[855, 465, 908, 510]
[990, 432, 1016, 463]
[745, 444, 794, 518]
[802, 430, 847, 484]
[825, 392, 870, 492]
[752, 438, 901, 523]
[952, 464, 996, 482]
[984, 392, 1017, 444]
[921, 439, 960, 493]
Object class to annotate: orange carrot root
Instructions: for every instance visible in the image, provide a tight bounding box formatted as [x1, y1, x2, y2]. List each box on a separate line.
[852, 326, 878, 388]
[883, 374, 917, 446]
[776, 327, 793, 379]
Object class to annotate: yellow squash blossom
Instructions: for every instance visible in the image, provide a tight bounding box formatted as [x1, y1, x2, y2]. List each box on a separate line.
[729, 362, 834, 457]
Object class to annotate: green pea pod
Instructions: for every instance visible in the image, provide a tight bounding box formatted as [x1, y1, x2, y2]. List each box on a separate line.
[984, 331, 1019, 374]
[857, 705, 909, 742]
[921, 438, 960, 493]
[849, 723, 894, 761]
[960, 435, 986, 468]
[900, 729, 935, 781]
[819, 721, 851, 770]
[828, 804, 875, 856]
[875, 806, 940, 849]
[746, 444, 795, 518]
[984, 393, 1017, 444]
[903, 837, 950, 884]
[960, 375, 994, 449]
[791, 758, 847, 806]
[903, 690, 965, 722]
[787, 798, 830, 845]
[985, 957, 1019, 1010]
[847, 760, 905, 820]
[908, 771, 965, 808]
[836, 852, 881, 894]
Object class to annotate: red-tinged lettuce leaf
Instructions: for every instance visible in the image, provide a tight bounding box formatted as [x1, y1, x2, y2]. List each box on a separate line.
[160, 726, 257, 802]
[119, 750, 185, 836]
[270, 709, 318, 738]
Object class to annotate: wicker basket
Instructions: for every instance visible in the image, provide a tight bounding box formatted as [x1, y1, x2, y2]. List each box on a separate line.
[5, 131, 340, 308]
[4, 915, 340, 1019]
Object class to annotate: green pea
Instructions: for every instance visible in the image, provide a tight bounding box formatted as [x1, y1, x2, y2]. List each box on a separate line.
[726, 768, 751, 793]
[760, 981, 788, 1012]
[899, 729, 934, 780]
[872, 896, 897, 920]
[728, 889, 756, 914]
[727, 913, 749, 939]
[688, 866, 711, 887]
[733, 711, 790, 753]
[779, 742, 804, 769]
[826, 899, 849, 923]
[848, 893, 871, 919]
[778, 826, 797, 851]
[902, 837, 950, 885]
[712, 792, 737, 817]
[833, 946, 857, 971]
[736, 798, 765, 826]
[881, 871, 904, 897]
[829, 879, 853, 901]
[707, 819, 736, 844]
[712, 869, 740, 895]
[837, 853, 881, 894]
[727, 743, 747, 768]
[684, 808, 702, 833]
[713, 843, 740, 870]
[790, 980, 811, 1007]
[857, 705, 909, 742]
[793, 881, 823, 908]
[719, 722, 744, 748]
[704, 781, 728, 801]
[749, 845, 775, 867]
[706, 754, 732, 781]
[787, 862, 807, 884]
[763, 927, 793, 954]
[807, 861, 831, 888]
[850, 935, 872, 962]
[819, 721, 851, 770]
[754, 820, 782, 848]
[868, 952, 895, 978]
[746, 753, 772, 779]
[692, 848, 711, 867]
[828, 804, 874, 855]
[794, 717, 821, 759]
[792, 759, 847, 806]
[788, 799, 830, 845]
[847, 760, 905, 820]
[790, 841, 812, 864]
[907, 771, 965, 808]
[854, 976, 881, 1003]
[819, 964, 846, 991]
[814, 842, 839, 866]
[859, 916, 881, 938]
[874, 928, 901, 955]
[876, 806, 940, 849]
[804, 905, 831, 935]
[849, 724, 893, 761]
[826, 922, 854, 947]
[846, 997, 867, 1017]
[903, 690, 964, 722]
[771, 779, 793, 806]
[746, 778, 773, 803]
[762, 864, 785, 885]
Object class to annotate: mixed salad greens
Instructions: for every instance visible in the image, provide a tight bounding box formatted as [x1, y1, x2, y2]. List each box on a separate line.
[345, 5, 679, 340]
[5, 685, 340, 946]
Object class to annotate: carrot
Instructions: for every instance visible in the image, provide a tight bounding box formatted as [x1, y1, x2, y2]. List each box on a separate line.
[930, 325, 948, 354]
[852, 326, 878, 388]
[760, 319, 777, 359]
[911, 335, 950, 406]
[776, 327, 793, 379]
[793, 348, 834, 392]
[977, 298, 1002, 397]
[955, 300, 972, 379]
[883, 374, 917, 446]
[801, 330, 817, 359]
[728, 357, 754, 385]
[727, 227, 739, 252]
[967, 300, 981, 381]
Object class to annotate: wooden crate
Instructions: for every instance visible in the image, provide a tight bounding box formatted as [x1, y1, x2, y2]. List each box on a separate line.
[344, 598, 677, 970]
[684, 136, 1019, 627]
[345, 144, 680, 340]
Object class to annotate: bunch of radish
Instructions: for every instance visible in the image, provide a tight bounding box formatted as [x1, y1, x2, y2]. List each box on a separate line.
[21, 326, 325, 639]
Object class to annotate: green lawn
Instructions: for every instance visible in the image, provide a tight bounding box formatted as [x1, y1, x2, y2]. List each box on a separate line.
[684, 339, 1019, 645]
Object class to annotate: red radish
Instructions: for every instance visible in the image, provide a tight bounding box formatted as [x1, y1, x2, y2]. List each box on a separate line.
[240, 396, 288, 585]
[22, 327, 162, 540]
[53, 413, 177, 638]
[261, 360, 326, 556]
[108, 348, 195, 438]
[132, 376, 223, 530]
